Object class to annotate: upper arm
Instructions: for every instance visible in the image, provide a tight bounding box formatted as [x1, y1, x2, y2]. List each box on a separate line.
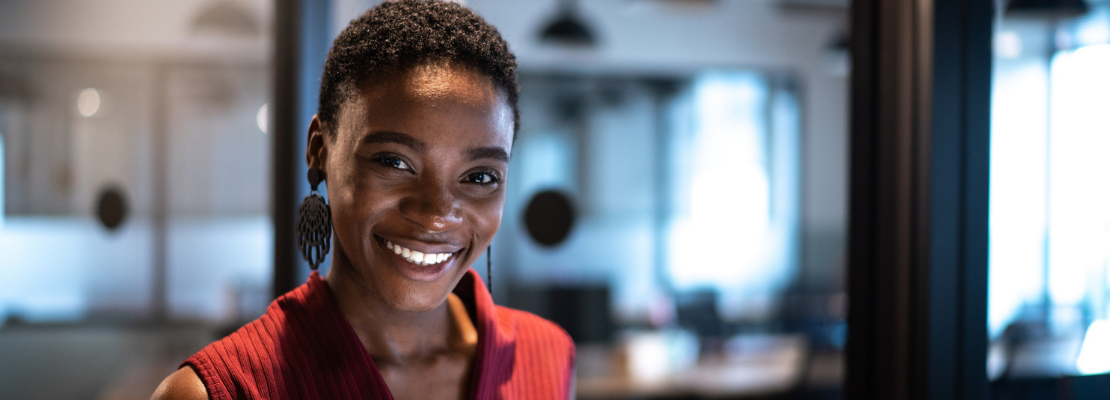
[151, 366, 210, 400]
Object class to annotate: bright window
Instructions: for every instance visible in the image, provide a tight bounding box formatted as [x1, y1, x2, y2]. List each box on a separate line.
[667, 72, 800, 318]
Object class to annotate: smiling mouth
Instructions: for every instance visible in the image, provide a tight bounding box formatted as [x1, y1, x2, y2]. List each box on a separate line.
[385, 240, 456, 266]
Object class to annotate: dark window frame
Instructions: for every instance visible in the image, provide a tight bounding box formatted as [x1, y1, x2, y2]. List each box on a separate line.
[845, 0, 991, 399]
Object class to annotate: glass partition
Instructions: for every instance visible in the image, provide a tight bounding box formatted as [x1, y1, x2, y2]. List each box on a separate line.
[0, 57, 273, 325]
[0, 1, 274, 398]
[990, 3, 1110, 393]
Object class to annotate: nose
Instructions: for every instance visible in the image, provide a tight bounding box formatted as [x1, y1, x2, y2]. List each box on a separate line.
[398, 177, 464, 232]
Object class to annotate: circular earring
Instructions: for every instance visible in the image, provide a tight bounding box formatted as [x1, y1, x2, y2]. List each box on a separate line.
[297, 168, 332, 270]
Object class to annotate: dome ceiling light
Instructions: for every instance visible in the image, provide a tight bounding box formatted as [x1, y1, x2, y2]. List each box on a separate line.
[537, 0, 597, 47]
[192, 1, 261, 38]
[1006, 0, 1090, 19]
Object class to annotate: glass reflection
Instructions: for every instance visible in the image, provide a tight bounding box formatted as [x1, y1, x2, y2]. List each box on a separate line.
[990, 3, 1110, 391]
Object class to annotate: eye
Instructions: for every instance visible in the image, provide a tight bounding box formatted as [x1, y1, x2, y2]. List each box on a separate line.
[371, 154, 412, 171]
[463, 170, 500, 184]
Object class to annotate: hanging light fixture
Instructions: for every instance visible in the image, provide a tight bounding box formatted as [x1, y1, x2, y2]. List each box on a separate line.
[192, 1, 262, 38]
[537, 0, 597, 47]
[1006, 0, 1089, 18]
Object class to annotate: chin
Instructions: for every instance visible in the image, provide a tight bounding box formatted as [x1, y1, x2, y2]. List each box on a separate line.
[380, 280, 455, 312]
[376, 260, 472, 313]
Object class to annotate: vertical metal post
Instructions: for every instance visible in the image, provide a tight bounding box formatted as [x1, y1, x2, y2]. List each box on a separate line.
[151, 63, 169, 322]
[272, 0, 303, 299]
[273, 0, 331, 298]
[650, 79, 679, 296]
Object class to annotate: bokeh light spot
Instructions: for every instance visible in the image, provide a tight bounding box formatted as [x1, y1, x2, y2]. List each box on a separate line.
[256, 103, 268, 133]
[77, 88, 100, 117]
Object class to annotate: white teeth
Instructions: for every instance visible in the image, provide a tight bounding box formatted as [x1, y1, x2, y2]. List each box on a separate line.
[384, 240, 454, 266]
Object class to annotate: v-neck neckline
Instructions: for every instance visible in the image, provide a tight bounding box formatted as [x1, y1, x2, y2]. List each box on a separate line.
[309, 268, 509, 400]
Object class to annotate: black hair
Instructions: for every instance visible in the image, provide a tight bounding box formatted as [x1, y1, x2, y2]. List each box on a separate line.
[318, 0, 519, 136]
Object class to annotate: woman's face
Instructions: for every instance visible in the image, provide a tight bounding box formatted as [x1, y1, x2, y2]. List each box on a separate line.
[311, 63, 513, 312]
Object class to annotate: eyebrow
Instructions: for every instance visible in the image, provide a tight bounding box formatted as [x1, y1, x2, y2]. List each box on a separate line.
[358, 130, 426, 151]
[359, 130, 508, 162]
[467, 146, 510, 163]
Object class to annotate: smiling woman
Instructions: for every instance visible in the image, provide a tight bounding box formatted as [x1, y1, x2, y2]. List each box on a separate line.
[321, 62, 514, 314]
[151, 1, 574, 399]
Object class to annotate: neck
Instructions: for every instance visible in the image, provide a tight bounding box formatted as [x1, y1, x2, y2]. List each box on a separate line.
[324, 250, 458, 366]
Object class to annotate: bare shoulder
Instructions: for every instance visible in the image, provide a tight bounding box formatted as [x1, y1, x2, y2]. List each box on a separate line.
[151, 366, 209, 400]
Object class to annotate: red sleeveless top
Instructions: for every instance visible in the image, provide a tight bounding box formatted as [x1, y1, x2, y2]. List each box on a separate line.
[183, 269, 575, 399]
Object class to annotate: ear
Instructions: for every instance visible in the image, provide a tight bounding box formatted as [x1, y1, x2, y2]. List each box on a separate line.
[306, 115, 329, 180]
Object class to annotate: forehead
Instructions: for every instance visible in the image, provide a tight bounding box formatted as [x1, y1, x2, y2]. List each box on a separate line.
[382, 63, 498, 104]
[335, 63, 513, 146]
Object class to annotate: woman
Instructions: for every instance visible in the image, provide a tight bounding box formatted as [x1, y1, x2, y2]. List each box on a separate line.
[152, 1, 575, 399]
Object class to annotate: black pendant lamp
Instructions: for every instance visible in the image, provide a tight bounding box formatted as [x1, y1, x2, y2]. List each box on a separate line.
[1006, 0, 1089, 18]
[192, 1, 262, 38]
[538, 0, 597, 47]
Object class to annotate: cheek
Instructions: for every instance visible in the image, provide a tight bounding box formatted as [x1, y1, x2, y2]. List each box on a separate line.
[328, 170, 394, 245]
[470, 193, 506, 241]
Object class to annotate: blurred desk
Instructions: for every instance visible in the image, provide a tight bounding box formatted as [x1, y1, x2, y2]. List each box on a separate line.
[576, 334, 813, 399]
[0, 323, 212, 400]
[577, 356, 800, 399]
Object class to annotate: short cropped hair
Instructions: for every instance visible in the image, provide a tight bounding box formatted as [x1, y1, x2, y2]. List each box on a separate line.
[318, 0, 519, 136]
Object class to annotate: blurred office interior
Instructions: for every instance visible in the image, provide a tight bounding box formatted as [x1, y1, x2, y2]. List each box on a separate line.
[0, 0, 1107, 399]
[988, 1, 1110, 397]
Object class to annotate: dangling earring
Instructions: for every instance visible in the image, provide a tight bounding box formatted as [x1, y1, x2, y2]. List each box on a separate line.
[486, 245, 493, 296]
[297, 168, 332, 270]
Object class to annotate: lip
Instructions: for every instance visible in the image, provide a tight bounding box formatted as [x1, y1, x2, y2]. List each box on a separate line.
[374, 235, 463, 282]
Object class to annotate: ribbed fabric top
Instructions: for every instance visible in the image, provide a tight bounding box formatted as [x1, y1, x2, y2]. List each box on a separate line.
[183, 269, 575, 400]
